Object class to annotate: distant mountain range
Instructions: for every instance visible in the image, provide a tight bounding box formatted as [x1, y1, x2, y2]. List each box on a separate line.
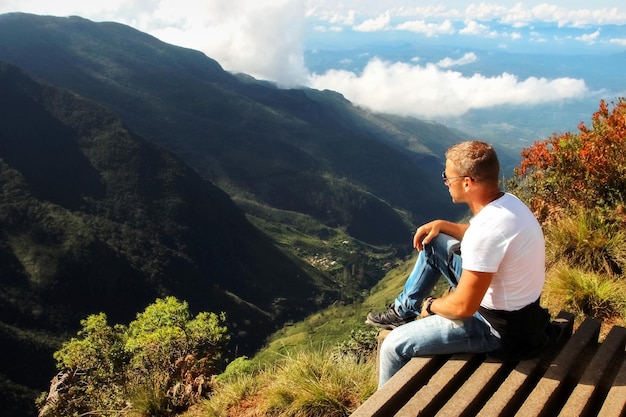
[0, 12, 519, 416]
[304, 26, 626, 147]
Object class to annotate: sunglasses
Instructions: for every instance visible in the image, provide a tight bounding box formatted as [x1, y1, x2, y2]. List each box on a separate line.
[442, 171, 475, 185]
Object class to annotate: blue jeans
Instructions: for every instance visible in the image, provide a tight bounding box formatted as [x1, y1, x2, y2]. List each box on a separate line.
[379, 234, 502, 388]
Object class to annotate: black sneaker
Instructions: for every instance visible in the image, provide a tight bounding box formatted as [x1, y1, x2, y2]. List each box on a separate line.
[365, 304, 414, 330]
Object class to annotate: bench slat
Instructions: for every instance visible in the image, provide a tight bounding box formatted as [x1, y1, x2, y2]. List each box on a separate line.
[475, 355, 546, 417]
[395, 353, 480, 417]
[350, 355, 448, 417]
[597, 338, 626, 417]
[513, 317, 601, 417]
[435, 358, 511, 417]
[558, 325, 626, 417]
[475, 311, 575, 417]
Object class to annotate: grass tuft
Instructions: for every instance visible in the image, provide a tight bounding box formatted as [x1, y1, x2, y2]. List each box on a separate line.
[260, 349, 376, 417]
[544, 263, 626, 320]
[545, 207, 626, 276]
[195, 348, 377, 417]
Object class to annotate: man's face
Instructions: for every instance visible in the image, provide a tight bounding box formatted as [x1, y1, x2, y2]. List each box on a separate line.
[443, 159, 466, 203]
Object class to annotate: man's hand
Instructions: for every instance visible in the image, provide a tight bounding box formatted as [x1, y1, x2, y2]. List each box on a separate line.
[430, 270, 493, 319]
[413, 221, 441, 250]
[420, 297, 436, 317]
[413, 220, 470, 251]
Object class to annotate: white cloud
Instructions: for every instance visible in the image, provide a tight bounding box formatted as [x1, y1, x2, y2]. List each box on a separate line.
[529, 31, 549, 43]
[353, 11, 391, 32]
[307, 2, 626, 28]
[463, 3, 626, 27]
[333, 10, 356, 25]
[459, 20, 492, 36]
[395, 5, 459, 19]
[0, 0, 138, 20]
[564, 8, 626, 27]
[576, 29, 601, 44]
[465, 3, 510, 22]
[313, 25, 343, 32]
[144, 0, 309, 86]
[609, 38, 626, 46]
[395, 19, 455, 36]
[308, 58, 588, 118]
[436, 52, 478, 68]
[499, 5, 626, 27]
[500, 3, 553, 26]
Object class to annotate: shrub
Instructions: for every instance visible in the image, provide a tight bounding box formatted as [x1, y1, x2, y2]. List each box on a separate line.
[38, 297, 229, 417]
[215, 356, 257, 383]
[515, 98, 626, 221]
[125, 297, 229, 415]
[40, 313, 129, 416]
[333, 329, 379, 363]
[512, 97, 626, 324]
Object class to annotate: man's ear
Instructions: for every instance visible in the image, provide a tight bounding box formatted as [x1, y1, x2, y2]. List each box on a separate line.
[463, 177, 473, 190]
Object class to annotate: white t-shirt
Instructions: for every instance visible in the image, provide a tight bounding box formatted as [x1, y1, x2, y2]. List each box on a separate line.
[461, 193, 545, 311]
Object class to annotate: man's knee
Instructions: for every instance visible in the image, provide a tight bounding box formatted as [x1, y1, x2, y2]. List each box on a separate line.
[424, 233, 457, 258]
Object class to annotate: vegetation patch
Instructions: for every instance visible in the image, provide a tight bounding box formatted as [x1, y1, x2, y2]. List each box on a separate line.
[38, 297, 228, 417]
[512, 98, 626, 335]
[198, 349, 377, 417]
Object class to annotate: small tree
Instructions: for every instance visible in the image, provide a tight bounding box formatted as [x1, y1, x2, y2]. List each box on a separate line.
[38, 297, 229, 417]
[515, 97, 626, 221]
[38, 313, 129, 416]
[125, 297, 229, 415]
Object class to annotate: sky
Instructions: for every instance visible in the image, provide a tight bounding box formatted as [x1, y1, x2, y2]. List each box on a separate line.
[1, 0, 625, 119]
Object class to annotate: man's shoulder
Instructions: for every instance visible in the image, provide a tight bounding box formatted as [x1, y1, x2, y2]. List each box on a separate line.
[470, 195, 540, 236]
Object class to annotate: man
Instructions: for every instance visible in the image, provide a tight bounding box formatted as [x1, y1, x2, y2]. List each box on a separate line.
[367, 141, 549, 388]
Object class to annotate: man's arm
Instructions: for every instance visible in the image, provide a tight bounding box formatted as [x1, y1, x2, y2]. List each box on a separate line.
[413, 220, 469, 250]
[421, 269, 493, 319]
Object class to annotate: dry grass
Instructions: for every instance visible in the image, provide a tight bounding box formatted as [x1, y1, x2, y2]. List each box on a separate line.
[188, 349, 377, 417]
[542, 263, 626, 340]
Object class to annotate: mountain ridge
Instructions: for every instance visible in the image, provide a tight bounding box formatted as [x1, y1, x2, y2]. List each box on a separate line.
[0, 61, 336, 416]
[0, 12, 471, 249]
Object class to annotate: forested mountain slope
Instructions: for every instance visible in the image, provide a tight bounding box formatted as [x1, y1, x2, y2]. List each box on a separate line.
[0, 13, 472, 251]
[0, 62, 329, 416]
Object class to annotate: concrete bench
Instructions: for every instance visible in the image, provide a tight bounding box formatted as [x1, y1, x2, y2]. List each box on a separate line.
[351, 311, 626, 417]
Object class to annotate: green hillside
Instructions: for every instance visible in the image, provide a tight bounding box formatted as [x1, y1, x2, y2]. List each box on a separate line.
[0, 62, 335, 416]
[0, 12, 473, 253]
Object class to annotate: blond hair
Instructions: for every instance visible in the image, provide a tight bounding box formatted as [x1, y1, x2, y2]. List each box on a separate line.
[445, 141, 500, 184]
